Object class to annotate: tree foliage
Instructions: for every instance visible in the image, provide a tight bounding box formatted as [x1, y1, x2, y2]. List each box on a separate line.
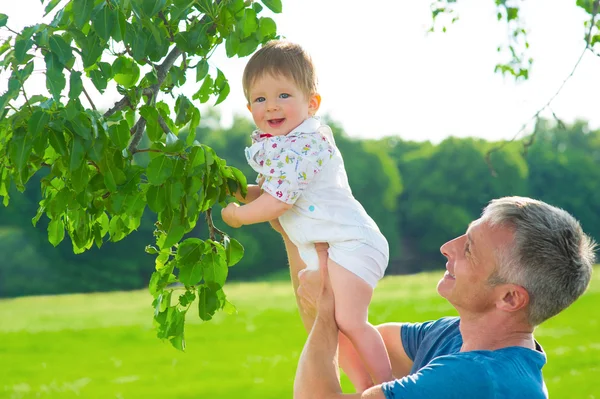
[430, 0, 600, 80]
[0, 0, 281, 350]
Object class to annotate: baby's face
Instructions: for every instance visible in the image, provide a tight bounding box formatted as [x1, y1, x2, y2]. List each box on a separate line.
[247, 73, 319, 136]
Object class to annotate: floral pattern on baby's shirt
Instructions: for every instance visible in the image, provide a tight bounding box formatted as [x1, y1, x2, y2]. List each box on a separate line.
[245, 127, 335, 204]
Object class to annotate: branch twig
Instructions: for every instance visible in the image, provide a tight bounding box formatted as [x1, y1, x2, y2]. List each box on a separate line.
[485, 0, 600, 175]
[104, 97, 131, 118]
[128, 46, 183, 153]
[158, 11, 175, 42]
[205, 208, 226, 242]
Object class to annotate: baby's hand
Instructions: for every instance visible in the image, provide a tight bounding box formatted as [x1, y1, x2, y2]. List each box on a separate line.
[221, 203, 242, 228]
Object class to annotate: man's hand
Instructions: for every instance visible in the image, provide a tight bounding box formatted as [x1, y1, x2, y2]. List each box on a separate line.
[221, 202, 242, 228]
[298, 243, 334, 319]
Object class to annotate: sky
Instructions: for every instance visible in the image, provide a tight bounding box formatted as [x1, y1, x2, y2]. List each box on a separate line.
[1, 0, 599, 143]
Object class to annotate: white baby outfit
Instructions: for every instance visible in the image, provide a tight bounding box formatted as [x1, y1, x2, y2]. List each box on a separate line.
[244, 117, 389, 287]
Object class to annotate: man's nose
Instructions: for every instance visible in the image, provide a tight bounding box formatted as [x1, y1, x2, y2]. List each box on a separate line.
[440, 235, 461, 258]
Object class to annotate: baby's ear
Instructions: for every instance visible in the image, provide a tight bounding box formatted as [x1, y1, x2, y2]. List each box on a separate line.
[246, 103, 252, 112]
[308, 93, 321, 115]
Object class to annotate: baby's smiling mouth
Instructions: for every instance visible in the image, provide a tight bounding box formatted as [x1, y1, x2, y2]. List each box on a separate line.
[267, 118, 285, 128]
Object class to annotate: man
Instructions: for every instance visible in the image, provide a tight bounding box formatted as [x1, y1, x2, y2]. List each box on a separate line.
[285, 197, 595, 398]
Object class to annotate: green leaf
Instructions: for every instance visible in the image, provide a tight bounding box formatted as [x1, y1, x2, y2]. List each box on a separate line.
[260, 0, 282, 13]
[128, 24, 149, 62]
[108, 121, 130, 150]
[177, 238, 205, 267]
[73, 0, 95, 30]
[166, 180, 184, 209]
[225, 237, 244, 267]
[142, 0, 167, 17]
[9, 129, 33, 174]
[44, 0, 62, 16]
[90, 70, 108, 93]
[69, 136, 86, 171]
[178, 290, 196, 307]
[175, 95, 192, 126]
[163, 218, 185, 249]
[240, 9, 258, 39]
[139, 105, 162, 142]
[69, 113, 92, 140]
[215, 80, 230, 106]
[146, 184, 167, 213]
[46, 63, 66, 101]
[14, 37, 34, 64]
[237, 36, 259, 57]
[196, 59, 209, 82]
[69, 71, 83, 100]
[202, 248, 228, 287]
[225, 32, 240, 58]
[252, 2, 263, 13]
[198, 285, 219, 321]
[48, 218, 65, 247]
[49, 35, 73, 65]
[186, 109, 200, 146]
[49, 131, 68, 156]
[71, 163, 90, 193]
[81, 32, 104, 68]
[165, 132, 184, 153]
[28, 110, 50, 138]
[113, 56, 140, 88]
[113, 10, 127, 42]
[193, 75, 213, 103]
[0, 14, 7, 28]
[102, 155, 127, 192]
[258, 17, 276, 39]
[92, 3, 116, 41]
[147, 154, 174, 186]
[177, 239, 205, 286]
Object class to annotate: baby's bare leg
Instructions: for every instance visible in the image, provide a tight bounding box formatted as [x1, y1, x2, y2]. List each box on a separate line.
[327, 258, 393, 386]
[315, 249, 385, 391]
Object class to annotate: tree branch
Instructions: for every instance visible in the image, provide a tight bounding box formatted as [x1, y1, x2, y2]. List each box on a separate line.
[81, 85, 97, 111]
[585, 0, 600, 48]
[158, 115, 172, 135]
[205, 208, 226, 241]
[128, 46, 183, 153]
[104, 97, 131, 118]
[485, 2, 600, 175]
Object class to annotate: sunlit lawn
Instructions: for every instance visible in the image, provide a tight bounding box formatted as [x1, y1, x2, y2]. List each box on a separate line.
[1, 266, 598, 398]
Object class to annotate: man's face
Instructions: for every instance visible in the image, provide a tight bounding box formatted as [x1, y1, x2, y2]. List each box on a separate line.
[437, 219, 514, 313]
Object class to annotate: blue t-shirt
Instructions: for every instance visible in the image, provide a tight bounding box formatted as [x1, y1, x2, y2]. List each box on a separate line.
[381, 317, 548, 398]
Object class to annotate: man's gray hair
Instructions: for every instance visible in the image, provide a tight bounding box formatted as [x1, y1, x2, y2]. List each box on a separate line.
[482, 196, 596, 326]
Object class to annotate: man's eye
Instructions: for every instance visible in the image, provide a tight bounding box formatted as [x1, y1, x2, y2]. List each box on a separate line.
[280, 93, 290, 99]
[254, 97, 265, 103]
[464, 243, 470, 254]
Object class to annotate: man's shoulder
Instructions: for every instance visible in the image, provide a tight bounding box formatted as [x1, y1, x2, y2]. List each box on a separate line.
[407, 316, 461, 337]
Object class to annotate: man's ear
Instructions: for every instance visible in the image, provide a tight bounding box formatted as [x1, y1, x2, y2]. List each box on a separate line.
[496, 284, 529, 312]
[308, 93, 321, 115]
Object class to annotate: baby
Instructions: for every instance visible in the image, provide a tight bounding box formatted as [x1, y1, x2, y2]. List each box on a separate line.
[221, 40, 392, 390]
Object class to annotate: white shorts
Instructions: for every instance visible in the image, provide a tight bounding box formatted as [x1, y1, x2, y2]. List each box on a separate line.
[298, 241, 388, 288]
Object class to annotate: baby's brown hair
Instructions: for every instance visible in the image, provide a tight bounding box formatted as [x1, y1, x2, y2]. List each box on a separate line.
[242, 40, 318, 103]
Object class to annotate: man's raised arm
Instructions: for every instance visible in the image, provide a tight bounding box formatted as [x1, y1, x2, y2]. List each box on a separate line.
[293, 259, 387, 399]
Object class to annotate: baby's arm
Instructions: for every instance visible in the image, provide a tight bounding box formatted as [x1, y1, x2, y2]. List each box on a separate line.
[231, 184, 262, 204]
[222, 192, 292, 228]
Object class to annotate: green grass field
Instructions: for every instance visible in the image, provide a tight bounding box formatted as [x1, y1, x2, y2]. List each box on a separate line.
[1, 267, 598, 399]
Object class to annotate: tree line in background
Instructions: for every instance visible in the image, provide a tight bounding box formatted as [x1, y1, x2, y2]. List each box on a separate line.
[1, 114, 598, 298]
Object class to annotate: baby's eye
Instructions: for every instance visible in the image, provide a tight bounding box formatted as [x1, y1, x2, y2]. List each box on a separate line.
[279, 93, 290, 99]
[254, 97, 265, 103]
